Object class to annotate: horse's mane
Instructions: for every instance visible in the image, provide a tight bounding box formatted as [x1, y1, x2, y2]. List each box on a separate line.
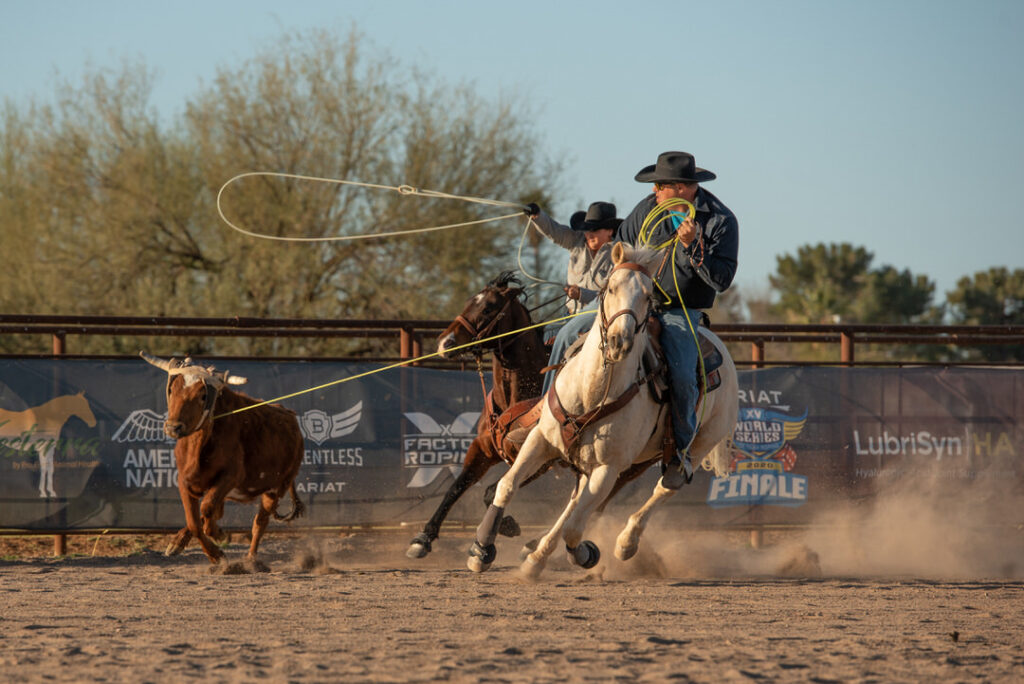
[488, 271, 521, 289]
[487, 271, 529, 303]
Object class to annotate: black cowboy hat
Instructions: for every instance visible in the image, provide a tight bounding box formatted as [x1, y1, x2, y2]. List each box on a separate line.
[634, 151, 716, 183]
[569, 201, 623, 233]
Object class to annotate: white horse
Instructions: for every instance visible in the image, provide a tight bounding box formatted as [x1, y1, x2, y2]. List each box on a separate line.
[467, 243, 738, 579]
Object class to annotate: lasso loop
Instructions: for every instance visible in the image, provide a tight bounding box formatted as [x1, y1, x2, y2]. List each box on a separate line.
[216, 171, 528, 243]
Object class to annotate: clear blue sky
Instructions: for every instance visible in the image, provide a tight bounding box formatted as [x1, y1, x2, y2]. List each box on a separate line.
[3, 0, 1022, 303]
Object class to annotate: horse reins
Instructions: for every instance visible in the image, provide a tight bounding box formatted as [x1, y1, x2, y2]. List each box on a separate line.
[547, 259, 658, 452]
[598, 262, 653, 356]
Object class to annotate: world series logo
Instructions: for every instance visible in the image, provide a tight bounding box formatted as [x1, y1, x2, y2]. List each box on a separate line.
[708, 402, 810, 508]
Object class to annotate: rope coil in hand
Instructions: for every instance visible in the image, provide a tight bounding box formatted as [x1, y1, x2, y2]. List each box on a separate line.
[639, 197, 709, 452]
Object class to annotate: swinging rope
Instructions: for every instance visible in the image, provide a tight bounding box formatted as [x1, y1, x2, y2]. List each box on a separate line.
[207, 170, 585, 419]
[216, 171, 527, 243]
[515, 215, 564, 288]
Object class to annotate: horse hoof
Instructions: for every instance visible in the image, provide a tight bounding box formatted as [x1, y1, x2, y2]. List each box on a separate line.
[568, 540, 601, 569]
[615, 543, 638, 562]
[498, 515, 521, 538]
[520, 553, 545, 580]
[406, 534, 432, 559]
[245, 557, 270, 573]
[467, 541, 496, 573]
[518, 538, 539, 561]
[406, 542, 429, 559]
[164, 543, 184, 557]
[467, 556, 491, 573]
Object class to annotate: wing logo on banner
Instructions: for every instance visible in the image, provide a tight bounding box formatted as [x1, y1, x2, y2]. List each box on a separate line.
[111, 409, 175, 444]
[299, 402, 363, 445]
[402, 411, 480, 488]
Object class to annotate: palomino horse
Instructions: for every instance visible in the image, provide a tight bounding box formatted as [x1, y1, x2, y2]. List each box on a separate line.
[467, 243, 738, 578]
[406, 272, 549, 558]
[0, 392, 97, 498]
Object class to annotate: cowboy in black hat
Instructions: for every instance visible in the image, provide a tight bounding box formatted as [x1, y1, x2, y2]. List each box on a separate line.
[541, 151, 738, 489]
[620, 151, 738, 488]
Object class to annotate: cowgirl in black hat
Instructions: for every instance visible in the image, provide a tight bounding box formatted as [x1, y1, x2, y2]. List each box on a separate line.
[525, 201, 623, 388]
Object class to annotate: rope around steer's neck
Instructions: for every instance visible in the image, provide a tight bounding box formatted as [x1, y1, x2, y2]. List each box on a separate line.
[216, 171, 526, 243]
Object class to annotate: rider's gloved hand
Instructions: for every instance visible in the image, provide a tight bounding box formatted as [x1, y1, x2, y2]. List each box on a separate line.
[523, 202, 541, 217]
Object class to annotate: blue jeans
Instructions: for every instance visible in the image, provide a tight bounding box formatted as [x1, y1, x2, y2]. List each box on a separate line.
[544, 302, 700, 454]
[658, 307, 700, 454]
[542, 301, 598, 395]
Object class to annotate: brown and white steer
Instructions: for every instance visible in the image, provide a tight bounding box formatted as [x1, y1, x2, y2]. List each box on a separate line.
[141, 352, 305, 565]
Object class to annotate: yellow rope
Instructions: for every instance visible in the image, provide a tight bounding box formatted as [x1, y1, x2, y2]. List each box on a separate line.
[216, 171, 526, 243]
[638, 199, 708, 450]
[214, 310, 586, 419]
[638, 197, 695, 250]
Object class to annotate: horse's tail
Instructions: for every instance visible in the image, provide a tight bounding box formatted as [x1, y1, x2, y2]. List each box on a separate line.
[272, 482, 306, 522]
[699, 437, 734, 479]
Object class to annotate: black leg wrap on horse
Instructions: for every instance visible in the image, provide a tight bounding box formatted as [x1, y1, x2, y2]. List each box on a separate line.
[475, 504, 505, 547]
[567, 540, 601, 569]
[468, 540, 497, 565]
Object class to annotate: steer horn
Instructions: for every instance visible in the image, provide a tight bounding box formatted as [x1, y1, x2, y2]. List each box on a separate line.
[140, 351, 247, 386]
[220, 370, 248, 386]
[139, 351, 180, 371]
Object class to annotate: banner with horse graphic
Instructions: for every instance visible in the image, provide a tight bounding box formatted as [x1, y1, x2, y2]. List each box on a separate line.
[0, 359, 1020, 530]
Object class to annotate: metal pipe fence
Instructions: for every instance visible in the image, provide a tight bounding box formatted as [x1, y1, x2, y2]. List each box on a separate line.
[2, 314, 1022, 555]
[1, 314, 1022, 365]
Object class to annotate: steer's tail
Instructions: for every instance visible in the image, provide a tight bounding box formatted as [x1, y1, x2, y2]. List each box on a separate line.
[273, 481, 306, 522]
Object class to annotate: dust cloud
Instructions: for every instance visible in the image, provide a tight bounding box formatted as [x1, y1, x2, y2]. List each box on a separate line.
[584, 472, 1022, 581]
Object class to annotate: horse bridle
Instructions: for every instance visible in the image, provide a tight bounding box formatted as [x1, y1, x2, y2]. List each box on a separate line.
[452, 288, 538, 368]
[598, 262, 654, 354]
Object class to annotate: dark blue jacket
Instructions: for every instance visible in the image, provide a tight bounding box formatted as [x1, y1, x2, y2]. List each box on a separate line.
[617, 187, 739, 310]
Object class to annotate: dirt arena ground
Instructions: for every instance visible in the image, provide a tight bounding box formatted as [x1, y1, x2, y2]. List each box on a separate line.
[2, 515, 1022, 683]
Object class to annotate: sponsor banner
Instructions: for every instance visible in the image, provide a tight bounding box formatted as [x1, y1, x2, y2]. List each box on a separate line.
[0, 361, 1020, 529]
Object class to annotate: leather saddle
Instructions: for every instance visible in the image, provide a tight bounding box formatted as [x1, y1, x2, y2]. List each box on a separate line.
[557, 313, 724, 404]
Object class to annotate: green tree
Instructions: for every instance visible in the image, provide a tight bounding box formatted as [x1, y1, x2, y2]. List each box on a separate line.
[0, 29, 567, 356]
[770, 243, 934, 325]
[945, 267, 1024, 362]
[768, 243, 936, 361]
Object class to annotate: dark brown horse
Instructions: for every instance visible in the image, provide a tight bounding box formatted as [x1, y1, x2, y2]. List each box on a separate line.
[406, 272, 549, 558]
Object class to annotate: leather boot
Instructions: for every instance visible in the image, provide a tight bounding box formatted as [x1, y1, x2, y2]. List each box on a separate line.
[660, 451, 694, 490]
